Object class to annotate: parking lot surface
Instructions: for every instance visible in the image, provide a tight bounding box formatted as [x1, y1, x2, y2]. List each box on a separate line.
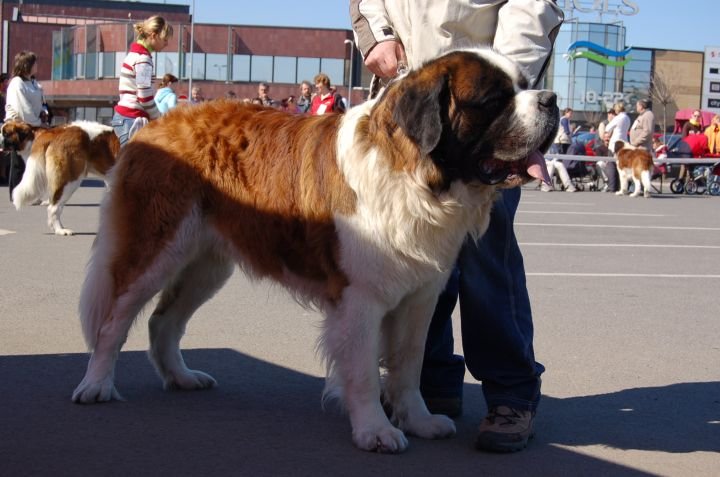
[1, 185, 718, 476]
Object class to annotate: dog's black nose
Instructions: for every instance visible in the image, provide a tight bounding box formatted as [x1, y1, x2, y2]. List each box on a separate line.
[537, 91, 557, 109]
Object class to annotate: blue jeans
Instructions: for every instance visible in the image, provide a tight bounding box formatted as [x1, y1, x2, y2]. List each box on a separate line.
[111, 112, 137, 147]
[421, 187, 544, 412]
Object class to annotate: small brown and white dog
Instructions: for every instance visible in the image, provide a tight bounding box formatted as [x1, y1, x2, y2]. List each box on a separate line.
[614, 140, 654, 198]
[3, 120, 120, 235]
[72, 49, 558, 453]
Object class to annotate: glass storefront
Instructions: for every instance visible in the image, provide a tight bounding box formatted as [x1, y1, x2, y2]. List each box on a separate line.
[549, 21, 652, 118]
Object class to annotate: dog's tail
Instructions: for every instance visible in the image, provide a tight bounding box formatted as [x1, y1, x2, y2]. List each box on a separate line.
[78, 194, 117, 350]
[11, 151, 47, 209]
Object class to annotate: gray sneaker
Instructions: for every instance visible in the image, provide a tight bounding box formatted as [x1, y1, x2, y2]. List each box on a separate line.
[475, 406, 535, 453]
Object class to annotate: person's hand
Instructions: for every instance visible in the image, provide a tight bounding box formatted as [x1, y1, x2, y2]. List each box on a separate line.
[364, 40, 407, 79]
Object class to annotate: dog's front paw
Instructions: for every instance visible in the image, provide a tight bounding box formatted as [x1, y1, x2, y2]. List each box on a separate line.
[353, 425, 409, 453]
[401, 414, 456, 439]
[163, 369, 217, 391]
[72, 377, 123, 403]
[615, 191, 625, 196]
[54, 228, 75, 236]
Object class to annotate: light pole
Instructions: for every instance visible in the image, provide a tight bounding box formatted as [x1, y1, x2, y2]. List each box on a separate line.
[188, 0, 195, 97]
[344, 39, 354, 108]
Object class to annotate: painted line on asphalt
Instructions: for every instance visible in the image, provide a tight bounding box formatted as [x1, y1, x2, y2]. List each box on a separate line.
[521, 201, 595, 206]
[519, 210, 669, 217]
[520, 242, 720, 249]
[516, 222, 720, 231]
[0, 229, 16, 236]
[527, 273, 720, 278]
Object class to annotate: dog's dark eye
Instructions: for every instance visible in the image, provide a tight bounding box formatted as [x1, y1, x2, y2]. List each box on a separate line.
[516, 76, 529, 91]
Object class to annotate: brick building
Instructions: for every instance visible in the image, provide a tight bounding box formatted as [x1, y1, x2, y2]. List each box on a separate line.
[1, 0, 360, 124]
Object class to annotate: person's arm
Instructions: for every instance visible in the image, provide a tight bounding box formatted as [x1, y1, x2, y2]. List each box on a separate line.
[350, 0, 406, 79]
[4, 78, 22, 121]
[167, 93, 177, 111]
[681, 121, 692, 138]
[494, 0, 565, 88]
[605, 114, 619, 133]
[135, 60, 160, 120]
[561, 116, 571, 136]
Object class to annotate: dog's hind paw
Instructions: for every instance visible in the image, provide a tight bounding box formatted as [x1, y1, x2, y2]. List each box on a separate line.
[401, 414, 456, 439]
[72, 378, 123, 403]
[54, 228, 75, 236]
[353, 426, 409, 453]
[163, 369, 217, 391]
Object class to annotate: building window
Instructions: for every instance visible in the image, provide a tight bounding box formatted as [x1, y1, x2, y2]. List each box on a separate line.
[156, 52, 180, 78]
[184, 52, 206, 80]
[273, 56, 297, 84]
[320, 58, 345, 87]
[250, 55, 273, 82]
[297, 57, 320, 83]
[75, 54, 85, 79]
[206, 53, 228, 81]
[232, 55, 250, 82]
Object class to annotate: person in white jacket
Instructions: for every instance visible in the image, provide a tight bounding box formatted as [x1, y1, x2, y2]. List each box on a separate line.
[605, 101, 631, 151]
[351, 0, 563, 453]
[5, 50, 46, 198]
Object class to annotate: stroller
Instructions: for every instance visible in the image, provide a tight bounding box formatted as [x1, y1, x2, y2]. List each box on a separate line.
[668, 134, 716, 194]
[680, 160, 720, 196]
[564, 140, 602, 191]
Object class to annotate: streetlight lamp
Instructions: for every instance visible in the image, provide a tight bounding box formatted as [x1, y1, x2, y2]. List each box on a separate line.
[344, 39, 354, 108]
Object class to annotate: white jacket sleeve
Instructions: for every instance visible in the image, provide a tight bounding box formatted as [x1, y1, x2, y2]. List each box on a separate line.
[494, 0, 564, 88]
[350, 0, 397, 58]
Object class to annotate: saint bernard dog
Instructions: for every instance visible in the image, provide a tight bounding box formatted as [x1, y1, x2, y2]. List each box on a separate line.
[614, 140, 654, 198]
[3, 120, 120, 235]
[72, 49, 558, 453]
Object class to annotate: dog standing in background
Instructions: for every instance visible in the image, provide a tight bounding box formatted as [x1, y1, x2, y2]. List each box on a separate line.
[2, 120, 119, 235]
[614, 140, 654, 198]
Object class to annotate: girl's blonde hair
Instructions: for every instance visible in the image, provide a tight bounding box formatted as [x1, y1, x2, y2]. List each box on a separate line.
[134, 15, 173, 41]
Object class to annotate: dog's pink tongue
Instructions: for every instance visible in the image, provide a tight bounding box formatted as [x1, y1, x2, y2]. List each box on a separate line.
[525, 150, 551, 185]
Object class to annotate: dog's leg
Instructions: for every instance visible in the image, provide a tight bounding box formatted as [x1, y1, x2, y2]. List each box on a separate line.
[47, 177, 83, 235]
[148, 249, 233, 390]
[641, 170, 651, 198]
[615, 168, 628, 195]
[382, 286, 456, 440]
[630, 173, 642, 197]
[74, 209, 202, 403]
[72, 284, 160, 403]
[322, 287, 408, 453]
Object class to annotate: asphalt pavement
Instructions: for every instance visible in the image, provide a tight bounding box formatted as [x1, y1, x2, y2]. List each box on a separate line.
[1, 183, 718, 476]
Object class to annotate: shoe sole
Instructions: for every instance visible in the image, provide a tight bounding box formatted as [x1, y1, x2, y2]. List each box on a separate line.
[475, 432, 535, 453]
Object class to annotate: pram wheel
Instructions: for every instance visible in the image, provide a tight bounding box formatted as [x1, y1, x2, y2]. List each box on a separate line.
[684, 180, 698, 195]
[670, 179, 684, 194]
[709, 181, 720, 196]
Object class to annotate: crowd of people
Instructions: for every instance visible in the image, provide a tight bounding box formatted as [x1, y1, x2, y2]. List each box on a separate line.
[544, 96, 720, 194]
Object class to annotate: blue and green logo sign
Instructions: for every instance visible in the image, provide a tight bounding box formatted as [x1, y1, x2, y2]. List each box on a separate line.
[565, 41, 632, 67]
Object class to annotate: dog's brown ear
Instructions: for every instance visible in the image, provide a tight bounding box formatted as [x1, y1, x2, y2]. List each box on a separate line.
[393, 74, 448, 155]
[613, 140, 625, 154]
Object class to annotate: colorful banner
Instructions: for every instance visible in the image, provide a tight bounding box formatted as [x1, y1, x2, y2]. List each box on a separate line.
[565, 41, 632, 67]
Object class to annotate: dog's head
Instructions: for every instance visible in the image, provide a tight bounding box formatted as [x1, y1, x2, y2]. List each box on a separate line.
[0, 120, 36, 151]
[383, 49, 558, 188]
